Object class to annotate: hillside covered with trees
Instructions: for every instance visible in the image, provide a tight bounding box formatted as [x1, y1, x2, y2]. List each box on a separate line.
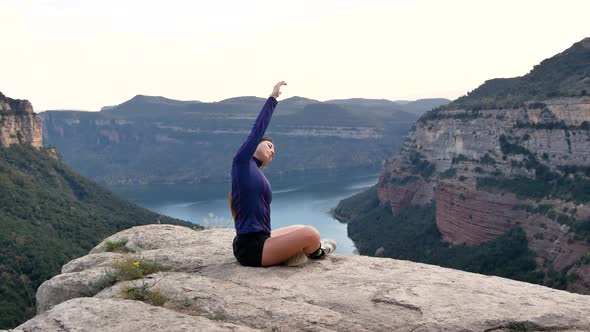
[0, 144, 196, 329]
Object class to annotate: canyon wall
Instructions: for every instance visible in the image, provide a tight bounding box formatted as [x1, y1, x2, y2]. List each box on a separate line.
[0, 92, 42, 148]
[375, 97, 590, 293]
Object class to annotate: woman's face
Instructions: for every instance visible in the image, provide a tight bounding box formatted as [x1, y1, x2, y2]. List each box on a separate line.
[254, 141, 275, 166]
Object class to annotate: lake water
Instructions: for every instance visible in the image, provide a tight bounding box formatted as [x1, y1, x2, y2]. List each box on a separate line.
[110, 171, 379, 254]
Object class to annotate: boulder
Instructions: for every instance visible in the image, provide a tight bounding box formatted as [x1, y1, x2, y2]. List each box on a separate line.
[17, 225, 590, 332]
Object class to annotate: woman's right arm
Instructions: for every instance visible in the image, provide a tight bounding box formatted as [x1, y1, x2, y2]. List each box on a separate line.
[233, 81, 286, 163]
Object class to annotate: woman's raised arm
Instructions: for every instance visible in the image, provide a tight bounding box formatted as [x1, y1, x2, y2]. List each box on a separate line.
[233, 81, 286, 163]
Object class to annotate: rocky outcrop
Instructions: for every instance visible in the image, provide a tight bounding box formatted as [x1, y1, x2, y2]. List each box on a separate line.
[376, 157, 434, 214]
[435, 180, 590, 273]
[435, 179, 525, 245]
[13, 298, 256, 332]
[0, 92, 42, 148]
[374, 97, 590, 292]
[11, 225, 590, 332]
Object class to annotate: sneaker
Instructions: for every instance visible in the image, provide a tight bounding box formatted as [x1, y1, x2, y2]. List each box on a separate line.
[320, 239, 337, 256]
[285, 251, 308, 267]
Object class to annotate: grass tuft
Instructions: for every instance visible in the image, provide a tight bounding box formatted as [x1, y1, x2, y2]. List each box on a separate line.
[103, 238, 131, 253]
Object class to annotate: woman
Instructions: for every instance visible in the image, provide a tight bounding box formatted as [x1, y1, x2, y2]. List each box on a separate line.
[230, 81, 336, 267]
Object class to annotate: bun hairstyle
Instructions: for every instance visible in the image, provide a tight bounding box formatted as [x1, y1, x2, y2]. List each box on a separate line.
[229, 136, 273, 221]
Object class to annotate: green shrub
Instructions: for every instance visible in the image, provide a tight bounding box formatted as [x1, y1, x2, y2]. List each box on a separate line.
[439, 168, 457, 179]
[103, 238, 130, 253]
[499, 135, 528, 155]
[408, 152, 435, 178]
[452, 154, 471, 164]
[112, 256, 169, 281]
[476, 173, 590, 204]
[122, 284, 167, 306]
[480, 153, 496, 165]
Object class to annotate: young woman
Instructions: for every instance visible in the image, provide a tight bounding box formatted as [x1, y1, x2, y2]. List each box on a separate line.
[230, 81, 336, 267]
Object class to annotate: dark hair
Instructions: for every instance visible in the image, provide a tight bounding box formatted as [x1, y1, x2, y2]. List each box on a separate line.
[229, 191, 236, 221]
[260, 136, 272, 143]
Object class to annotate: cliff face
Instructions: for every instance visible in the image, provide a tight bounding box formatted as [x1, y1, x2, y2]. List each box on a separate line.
[375, 97, 590, 293]
[0, 92, 42, 148]
[10, 225, 590, 332]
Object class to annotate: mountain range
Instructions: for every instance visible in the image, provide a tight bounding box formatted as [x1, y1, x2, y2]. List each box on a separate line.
[40, 96, 449, 186]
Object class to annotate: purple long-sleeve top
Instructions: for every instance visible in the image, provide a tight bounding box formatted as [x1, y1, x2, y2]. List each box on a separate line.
[231, 97, 278, 235]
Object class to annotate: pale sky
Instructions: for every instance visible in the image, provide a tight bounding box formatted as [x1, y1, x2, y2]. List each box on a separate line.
[1, 0, 589, 111]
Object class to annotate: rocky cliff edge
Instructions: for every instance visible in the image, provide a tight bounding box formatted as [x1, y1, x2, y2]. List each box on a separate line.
[0, 92, 42, 148]
[4, 225, 590, 332]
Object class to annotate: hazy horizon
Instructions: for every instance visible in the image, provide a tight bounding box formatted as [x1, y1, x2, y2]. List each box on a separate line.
[38, 95, 452, 112]
[1, 0, 589, 111]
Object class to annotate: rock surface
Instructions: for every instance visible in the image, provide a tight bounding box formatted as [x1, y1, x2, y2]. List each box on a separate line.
[11, 225, 590, 332]
[0, 92, 42, 148]
[14, 298, 257, 332]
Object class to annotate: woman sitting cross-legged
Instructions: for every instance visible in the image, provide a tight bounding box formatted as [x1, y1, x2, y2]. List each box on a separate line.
[229, 81, 336, 267]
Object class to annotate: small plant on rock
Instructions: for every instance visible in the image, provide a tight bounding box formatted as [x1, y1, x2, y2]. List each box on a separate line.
[122, 281, 168, 306]
[103, 237, 131, 253]
[112, 256, 169, 281]
[114, 255, 171, 306]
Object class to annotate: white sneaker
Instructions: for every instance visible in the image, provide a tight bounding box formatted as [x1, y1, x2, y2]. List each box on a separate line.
[320, 239, 337, 256]
[285, 251, 308, 267]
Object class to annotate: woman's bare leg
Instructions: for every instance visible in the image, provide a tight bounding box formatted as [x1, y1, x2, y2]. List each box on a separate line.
[261, 226, 320, 267]
[270, 224, 305, 237]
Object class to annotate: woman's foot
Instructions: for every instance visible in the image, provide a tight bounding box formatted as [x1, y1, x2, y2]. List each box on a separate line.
[285, 251, 308, 267]
[308, 239, 337, 259]
[321, 239, 337, 256]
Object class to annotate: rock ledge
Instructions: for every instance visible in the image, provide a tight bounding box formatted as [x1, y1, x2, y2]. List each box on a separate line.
[9, 225, 590, 332]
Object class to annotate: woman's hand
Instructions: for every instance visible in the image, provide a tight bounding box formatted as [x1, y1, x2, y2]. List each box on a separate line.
[270, 81, 287, 99]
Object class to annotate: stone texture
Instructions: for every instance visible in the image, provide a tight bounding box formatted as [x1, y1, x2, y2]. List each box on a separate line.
[0, 92, 42, 148]
[376, 157, 434, 215]
[435, 179, 525, 245]
[19, 225, 590, 332]
[375, 97, 590, 293]
[13, 298, 258, 332]
[36, 268, 116, 313]
[435, 180, 590, 277]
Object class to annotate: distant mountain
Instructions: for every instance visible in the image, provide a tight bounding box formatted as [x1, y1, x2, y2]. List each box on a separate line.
[403, 98, 453, 115]
[0, 92, 195, 329]
[446, 37, 590, 110]
[326, 97, 450, 116]
[40, 94, 450, 186]
[218, 96, 266, 104]
[392, 100, 411, 105]
[281, 96, 321, 105]
[279, 96, 321, 113]
[100, 95, 203, 115]
[326, 98, 401, 108]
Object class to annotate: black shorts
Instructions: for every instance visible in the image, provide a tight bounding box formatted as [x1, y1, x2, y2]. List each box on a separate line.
[233, 232, 270, 267]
